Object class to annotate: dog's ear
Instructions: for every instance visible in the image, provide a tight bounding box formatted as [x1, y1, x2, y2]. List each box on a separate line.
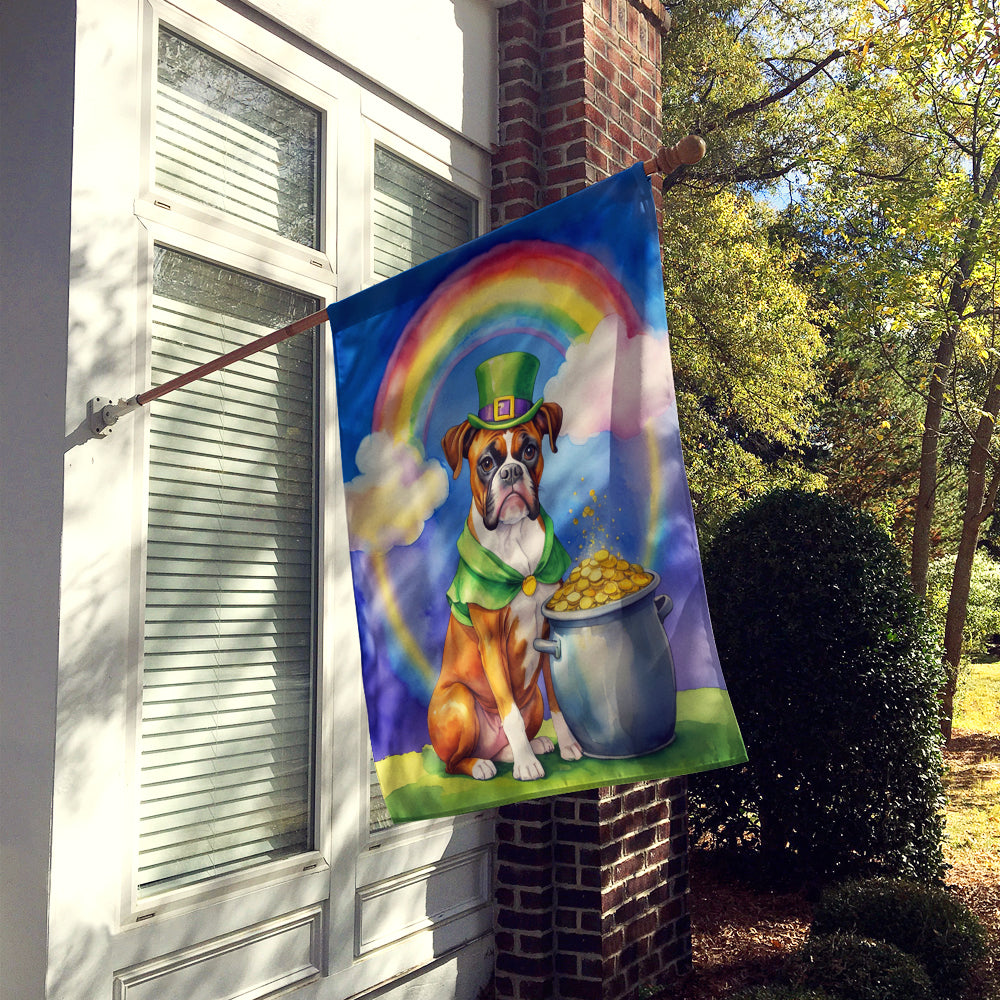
[441, 420, 476, 479]
[533, 402, 563, 453]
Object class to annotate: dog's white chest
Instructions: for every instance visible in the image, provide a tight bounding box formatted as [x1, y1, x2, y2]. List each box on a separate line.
[509, 579, 557, 679]
[474, 510, 546, 578]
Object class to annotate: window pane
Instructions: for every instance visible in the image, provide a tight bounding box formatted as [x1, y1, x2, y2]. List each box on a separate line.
[373, 146, 477, 279]
[369, 150, 478, 832]
[156, 28, 320, 248]
[139, 247, 318, 895]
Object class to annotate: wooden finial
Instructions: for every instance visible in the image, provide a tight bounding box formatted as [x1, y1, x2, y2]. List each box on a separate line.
[643, 135, 707, 176]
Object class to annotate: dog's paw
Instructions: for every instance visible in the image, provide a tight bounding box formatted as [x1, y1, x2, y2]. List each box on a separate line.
[512, 754, 545, 781]
[530, 735, 555, 755]
[551, 711, 583, 760]
[471, 758, 497, 780]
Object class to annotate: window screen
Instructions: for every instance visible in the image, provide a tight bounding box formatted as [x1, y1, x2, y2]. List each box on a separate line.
[368, 148, 477, 832]
[156, 27, 320, 248]
[138, 247, 318, 895]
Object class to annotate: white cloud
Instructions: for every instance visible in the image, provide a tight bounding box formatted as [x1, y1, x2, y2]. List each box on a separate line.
[345, 432, 449, 552]
[544, 314, 675, 445]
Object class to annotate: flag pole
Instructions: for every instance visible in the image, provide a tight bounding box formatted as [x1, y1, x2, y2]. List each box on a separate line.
[642, 134, 706, 176]
[88, 135, 705, 438]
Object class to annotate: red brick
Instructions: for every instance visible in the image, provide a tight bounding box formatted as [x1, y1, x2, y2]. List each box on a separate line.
[503, 40, 538, 63]
[520, 930, 555, 955]
[503, 120, 543, 145]
[497, 951, 551, 978]
[625, 868, 658, 896]
[494, 138, 541, 163]
[498, 907, 552, 932]
[499, 99, 539, 124]
[542, 39, 587, 69]
[555, 951, 579, 976]
[504, 79, 541, 104]
[559, 979, 604, 1000]
[492, 6, 687, 994]
[546, 107, 571, 133]
[520, 886, 554, 909]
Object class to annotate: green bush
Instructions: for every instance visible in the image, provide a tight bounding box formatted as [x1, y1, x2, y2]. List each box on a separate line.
[732, 987, 837, 1000]
[691, 488, 946, 882]
[792, 933, 934, 1000]
[811, 878, 988, 999]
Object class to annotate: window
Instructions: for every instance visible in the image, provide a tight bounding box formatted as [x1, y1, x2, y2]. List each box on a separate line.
[139, 248, 318, 895]
[119, 9, 493, 992]
[372, 145, 477, 278]
[367, 146, 477, 833]
[155, 28, 320, 247]
[136, 26, 322, 897]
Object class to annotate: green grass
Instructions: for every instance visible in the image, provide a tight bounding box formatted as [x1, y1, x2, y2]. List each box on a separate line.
[945, 659, 1000, 868]
[955, 659, 1000, 736]
[377, 686, 747, 823]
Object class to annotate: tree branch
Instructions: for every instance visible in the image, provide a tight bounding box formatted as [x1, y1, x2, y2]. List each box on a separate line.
[702, 49, 848, 133]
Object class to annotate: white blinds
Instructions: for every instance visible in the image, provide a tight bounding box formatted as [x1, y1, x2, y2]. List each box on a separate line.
[138, 248, 318, 895]
[155, 28, 320, 248]
[367, 148, 477, 832]
[372, 146, 477, 279]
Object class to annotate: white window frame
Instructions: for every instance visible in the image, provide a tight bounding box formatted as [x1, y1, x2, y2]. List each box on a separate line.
[111, 0, 496, 992]
[122, 0, 340, 932]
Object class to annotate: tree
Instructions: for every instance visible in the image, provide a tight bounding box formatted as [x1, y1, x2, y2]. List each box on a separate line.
[661, 188, 825, 537]
[661, 0, 853, 195]
[800, 0, 1000, 736]
[659, 0, 999, 735]
[659, 0, 845, 538]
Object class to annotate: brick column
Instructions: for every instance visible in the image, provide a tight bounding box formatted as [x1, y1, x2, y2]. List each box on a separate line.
[491, 3, 691, 999]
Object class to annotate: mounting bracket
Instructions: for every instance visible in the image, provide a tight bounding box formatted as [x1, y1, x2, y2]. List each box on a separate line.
[87, 396, 140, 438]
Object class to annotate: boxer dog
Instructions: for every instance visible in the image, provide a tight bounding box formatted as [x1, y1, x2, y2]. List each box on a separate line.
[428, 352, 583, 780]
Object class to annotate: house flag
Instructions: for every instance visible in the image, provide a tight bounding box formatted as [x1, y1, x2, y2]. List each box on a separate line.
[328, 163, 746, 821]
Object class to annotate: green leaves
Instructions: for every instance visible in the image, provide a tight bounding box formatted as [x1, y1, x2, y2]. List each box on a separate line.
[664, 189, 826, 536]
[691, 489, 947, 882]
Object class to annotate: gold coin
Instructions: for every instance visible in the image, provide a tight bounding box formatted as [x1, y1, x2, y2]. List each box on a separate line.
[554, 600, 569, 611]
[596, 548, 609, 561]
[580, 596, 594, 609]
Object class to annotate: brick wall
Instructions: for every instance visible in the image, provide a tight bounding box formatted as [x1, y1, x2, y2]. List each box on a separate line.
[492, 0, 667, 226]
[490, 4, 692, 998]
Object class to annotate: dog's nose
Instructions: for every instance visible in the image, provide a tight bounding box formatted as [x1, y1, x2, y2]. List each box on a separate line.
[499, 463, 522, 483]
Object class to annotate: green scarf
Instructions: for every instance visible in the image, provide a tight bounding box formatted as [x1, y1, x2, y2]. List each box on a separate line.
[446, 509, 570, 626]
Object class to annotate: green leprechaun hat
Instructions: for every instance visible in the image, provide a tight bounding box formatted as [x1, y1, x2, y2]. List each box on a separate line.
[468, 351, 545, 430]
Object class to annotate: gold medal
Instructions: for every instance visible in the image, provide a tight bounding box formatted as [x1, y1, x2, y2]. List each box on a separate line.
[522, 575, 537, 596]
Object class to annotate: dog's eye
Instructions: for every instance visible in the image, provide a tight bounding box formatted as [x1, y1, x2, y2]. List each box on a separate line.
[522, 442, 537, 461]
[480, 456, 494, 472]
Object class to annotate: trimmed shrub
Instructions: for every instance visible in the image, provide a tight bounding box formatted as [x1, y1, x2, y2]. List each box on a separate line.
[732, 987, 837, 1000]
[811, 878, 988, 999]
[792, 933, 934, 1000]
[691, 488, 946, 882]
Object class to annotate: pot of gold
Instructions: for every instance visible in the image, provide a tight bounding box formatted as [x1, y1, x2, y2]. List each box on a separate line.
[533, 550, 676, 759]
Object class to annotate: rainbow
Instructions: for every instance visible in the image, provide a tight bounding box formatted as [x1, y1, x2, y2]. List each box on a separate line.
[372, 240, 644, 444]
